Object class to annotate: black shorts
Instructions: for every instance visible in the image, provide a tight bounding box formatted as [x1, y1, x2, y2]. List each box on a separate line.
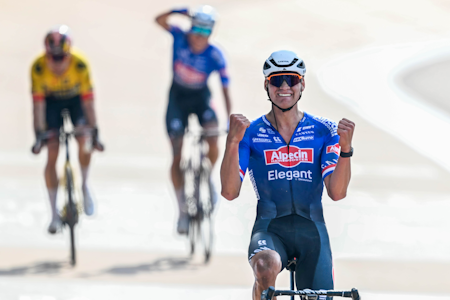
[248, 214, 334, 290]
[165, 81, 218, 137]
[45, 96, 86, 130]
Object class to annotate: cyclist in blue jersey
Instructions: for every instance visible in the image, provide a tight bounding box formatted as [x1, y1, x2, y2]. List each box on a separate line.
[220, 50, 355, 300]
[155, 5, 232, 234]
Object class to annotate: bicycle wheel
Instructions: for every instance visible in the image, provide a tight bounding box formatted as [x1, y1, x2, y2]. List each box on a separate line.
[198, 160, 214, 263]
[183, 159, 198, 255]
[64, 163, 78, 266]
[188, 217, 196, 255]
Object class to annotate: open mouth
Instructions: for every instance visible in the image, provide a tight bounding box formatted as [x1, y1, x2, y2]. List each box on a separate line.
[278, 93, 292, 97]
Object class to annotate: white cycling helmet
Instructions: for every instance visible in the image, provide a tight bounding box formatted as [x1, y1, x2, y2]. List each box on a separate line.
[263, 50, 306, 77]
[191, 5, 216, 31]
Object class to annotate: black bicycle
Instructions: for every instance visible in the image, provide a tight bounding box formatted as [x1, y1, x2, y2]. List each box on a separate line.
[33, 110, 94, 266]
[59, 111, 81, 266]
[181, 128, 223, 263]
[261, 258, 360, 300]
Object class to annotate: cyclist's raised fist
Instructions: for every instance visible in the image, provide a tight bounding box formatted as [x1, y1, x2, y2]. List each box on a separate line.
[227, 114, 250, 145]
[337, 118, 355, 152]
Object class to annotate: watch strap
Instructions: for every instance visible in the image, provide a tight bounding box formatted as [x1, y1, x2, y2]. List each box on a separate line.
[340, 147, 353, 158]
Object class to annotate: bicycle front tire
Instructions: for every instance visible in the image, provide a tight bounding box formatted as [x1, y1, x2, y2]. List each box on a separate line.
[65, 163, 77, 266]
[198, 161, 214, 263]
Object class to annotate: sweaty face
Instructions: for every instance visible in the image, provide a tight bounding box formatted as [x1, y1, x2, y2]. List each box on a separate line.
[266, 78, 305, 109]
[187, 33, 210, 54]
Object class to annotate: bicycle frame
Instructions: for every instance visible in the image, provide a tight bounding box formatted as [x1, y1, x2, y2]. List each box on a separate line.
[60, 110, 79, 266]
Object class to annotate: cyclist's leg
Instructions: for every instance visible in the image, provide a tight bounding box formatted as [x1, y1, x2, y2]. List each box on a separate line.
[194, 88, 219, 208]
[203, 121, 219, 166]
[45, 100, 63, 233]
[195, 87, 218, 167]
[166, 84, 189, 233]
[45, 140, 60, 227]
[293, 217, 334, 291]
[249, 231, 287, 300]
[199, 118, 218, 208]
[310, 222, 334, 290]
[70, 97, 94, 215]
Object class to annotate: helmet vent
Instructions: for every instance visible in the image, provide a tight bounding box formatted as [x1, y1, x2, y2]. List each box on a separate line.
[297, 61, 304, 68]
[270, 58, 298, 67]
[263, 62, 271, 70]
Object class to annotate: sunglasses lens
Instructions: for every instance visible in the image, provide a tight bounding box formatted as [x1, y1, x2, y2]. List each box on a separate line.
[269, 75, 301, 87]
[190, 26, 212, 36]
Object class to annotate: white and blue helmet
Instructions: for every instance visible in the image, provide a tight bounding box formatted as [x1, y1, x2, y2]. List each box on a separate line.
[191, 5, 216, 33]
[263, 50, 306, 77]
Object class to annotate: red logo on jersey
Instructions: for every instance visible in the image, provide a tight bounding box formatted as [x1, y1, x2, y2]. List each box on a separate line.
[264, 146, 313, 168]
[174, 61, 206, 84]
[326, 143, 340, 155]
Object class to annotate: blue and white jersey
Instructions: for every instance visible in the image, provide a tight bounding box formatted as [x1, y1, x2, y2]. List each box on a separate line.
[169, 26, 229, 89]
[238, 112, 340, 223]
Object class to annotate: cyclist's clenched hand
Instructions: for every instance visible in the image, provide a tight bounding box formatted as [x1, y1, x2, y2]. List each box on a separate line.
[31, 131, 46, 155]
[227, 114, 250, 145]
[337, 118, 355, 152]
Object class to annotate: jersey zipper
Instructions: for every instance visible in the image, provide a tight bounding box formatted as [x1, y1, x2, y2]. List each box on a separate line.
[287, 143, 296, 214]
[265, 115, 303, 216]
[287, 119, 304, 215]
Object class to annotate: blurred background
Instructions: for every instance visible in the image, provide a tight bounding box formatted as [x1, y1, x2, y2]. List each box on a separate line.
[1, 0, 450, 299]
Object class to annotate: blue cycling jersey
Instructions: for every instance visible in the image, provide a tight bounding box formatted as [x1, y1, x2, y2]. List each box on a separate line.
[239, 112, 341, 223]
[169, 26, 229, 89]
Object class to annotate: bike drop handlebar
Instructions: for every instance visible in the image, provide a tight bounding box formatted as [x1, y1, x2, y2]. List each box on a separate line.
[261, 287, 360, 300]
[184, 128, 228, 138]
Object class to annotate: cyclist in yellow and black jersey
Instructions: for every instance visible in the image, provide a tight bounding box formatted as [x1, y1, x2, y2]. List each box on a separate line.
[31, 25, 104, 234]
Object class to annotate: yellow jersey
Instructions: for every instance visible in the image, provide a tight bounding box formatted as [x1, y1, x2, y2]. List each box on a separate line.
[31, 51, 93, 102]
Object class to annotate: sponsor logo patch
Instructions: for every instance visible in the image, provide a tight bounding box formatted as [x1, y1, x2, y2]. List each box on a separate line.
[312, 116, 338, 137]
[257, 240, 267, 246]
[268, 169, 313, 182]
[264, 146, 313, 168]
[252, 138, 272, 143]
[326, 143, 340, 155]
[257, 133, 269, 138]
[174, 61, 206, 85]
[293, 136, 314, 142]
[259, 127, 267, 133]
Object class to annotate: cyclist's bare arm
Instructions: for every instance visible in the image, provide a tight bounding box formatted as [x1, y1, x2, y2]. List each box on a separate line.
[155, 9, 189, 31]
[33, 101, 46, 134]
[324, 118, 355, 201]
[81, 98, 104, 152]
[222, 86, 232, 117]
[81, 99, 97, 127]
[220, 114, 250, 200]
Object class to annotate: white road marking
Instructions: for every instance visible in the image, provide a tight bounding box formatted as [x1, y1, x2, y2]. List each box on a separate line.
[318, 39, 450, 173]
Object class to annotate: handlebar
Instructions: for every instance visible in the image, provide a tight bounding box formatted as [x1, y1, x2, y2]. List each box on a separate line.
[261, 287, 360, 300]
[31, 127, 99, 154]
[184, 128, 228, 138]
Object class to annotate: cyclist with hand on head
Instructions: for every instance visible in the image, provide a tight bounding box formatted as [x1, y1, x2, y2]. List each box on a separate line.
[31, 25, 104, 234]
[220, 50, 355, 300]
[155, 5, 232, 234]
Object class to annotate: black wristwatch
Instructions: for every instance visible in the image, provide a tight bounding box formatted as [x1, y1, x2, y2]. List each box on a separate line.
[340, 147, 353, 158]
